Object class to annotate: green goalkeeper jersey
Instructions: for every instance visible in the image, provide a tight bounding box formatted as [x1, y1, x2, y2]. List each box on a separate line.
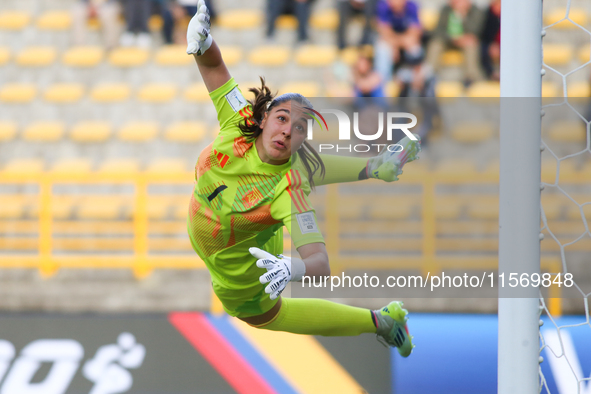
[187, 78, 324, 316]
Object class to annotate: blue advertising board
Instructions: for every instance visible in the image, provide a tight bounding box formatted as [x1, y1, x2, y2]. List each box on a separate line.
[392, 314, 591, 394]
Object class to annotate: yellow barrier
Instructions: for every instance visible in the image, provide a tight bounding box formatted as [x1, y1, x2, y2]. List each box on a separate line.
[0, 169, 580, 316]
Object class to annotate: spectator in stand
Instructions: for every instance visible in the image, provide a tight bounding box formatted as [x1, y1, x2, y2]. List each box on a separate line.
[72, 0, 121, 50]
[336, 0, 378, 50]
[375, 0, 423, 72]
[481, 0, 500, 80]
[162, 0, 217, 45]
[425, 0, 485, 85]
[374, 0, 430, 96]
[352, 45, 386, 109]
[266, 0, 316, 44]
[119, 0, 154, 48]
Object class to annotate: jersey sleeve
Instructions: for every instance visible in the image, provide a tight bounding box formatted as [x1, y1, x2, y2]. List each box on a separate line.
[209, 77, 255, 133]
[271, 170, 325, 249]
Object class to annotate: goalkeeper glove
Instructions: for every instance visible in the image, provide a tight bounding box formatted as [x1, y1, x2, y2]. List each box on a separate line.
[186, 0, 213, 55]
[366, 134, 421, 182]
[249, 247, 306, 300]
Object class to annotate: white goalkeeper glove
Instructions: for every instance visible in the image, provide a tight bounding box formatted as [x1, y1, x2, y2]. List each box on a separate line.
[249, 247, 306, 300]
[186, 0, 213, 55]
[366, 134, 421, 182]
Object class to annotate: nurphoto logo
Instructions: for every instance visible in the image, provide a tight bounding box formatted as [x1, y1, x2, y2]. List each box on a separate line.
[305, 109, 418, 153]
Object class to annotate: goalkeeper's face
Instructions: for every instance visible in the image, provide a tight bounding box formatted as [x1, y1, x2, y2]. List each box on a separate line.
[257, 101, 309, 165]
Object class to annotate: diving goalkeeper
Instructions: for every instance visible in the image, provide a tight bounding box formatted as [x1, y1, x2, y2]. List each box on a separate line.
[186, 0, 420, 357]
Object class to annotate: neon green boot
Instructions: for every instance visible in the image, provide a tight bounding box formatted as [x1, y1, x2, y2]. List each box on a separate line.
[373, 301, 414, 357]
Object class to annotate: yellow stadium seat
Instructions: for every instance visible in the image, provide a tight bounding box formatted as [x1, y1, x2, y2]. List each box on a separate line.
[326, 81, 354, 97]
[70, 121, 112, 143]
[0, 47, 10, 65]
[23, 121, 64, 142]
[146, 158, 187, 174]
[277, 15, 297, 29]
[44, 83, 85, 103]
[435, 159, 478, 176]
[466, 196, 499, 220]
[547, 120, 586, 143]
[441, 50, 464, 66]
[172, 195, 190, 219]
[451, 121, 495, 143]
[385, 80, 401, 97]
[49, 195, 78, 219]
[0, 11, 31, 30]
[144, 195, 174, 219]
[1, 158, 44, 175]
[435, 197, 463, 219]
[164, 121, 206, 143]
[0, 195, 27, 219]
[544, 8, 587, 29]
[279, 81, 321, 97]
[155, 45, 192, 66]
[0, 83, 36, 103]
[97, 158, 140, 175]
[236, 81, 259, 99]
[400, 160, 429, 181]
[419, 8, 439, 31]
[183, 83, 210, 102]
[62, 46, 104, 67]
[217, 9, 262, 29]
[368, 197, 416, 220]
[248, 45, 290, 66]
[51, 158, 92, 174]
[138, 83, 177, 103]
[339, 46, 359, 65]
[217, 45, 242, 66]
[542, 81, 560, 97]
[482, 159, 500, 177]
[36, 10, 72, 30]
[579, 45, 590, 63]
[543, 43, 574, 66]
[90, 83, 131, 103]
[336, 196, 365, 219]
[541, 161, 555, 183]
[567, 81, 590, 97]
[435, 81, 464, 98]
[564, 200, 591, 221]
[148, 14, 164, 31]
[77, 196, 125, 220]
[16, 46, 57, 67]
[295, 45, 337, 66]
[557, 160, 578, 179]
[108, 47, 149, 67]
[0, 121, 17, 142]
[467, 81, 500, 98]
[540, 195, 562, 220]
[118, 121, 159, 142]
[310, 8, 339, 30]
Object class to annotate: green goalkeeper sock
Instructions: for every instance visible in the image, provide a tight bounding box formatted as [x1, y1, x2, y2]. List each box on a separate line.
[249, 298, 377, 336]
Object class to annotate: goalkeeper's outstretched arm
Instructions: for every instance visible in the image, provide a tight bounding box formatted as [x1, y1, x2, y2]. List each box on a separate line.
[314, 134, 421, 185]
[187, 0, 230, 93]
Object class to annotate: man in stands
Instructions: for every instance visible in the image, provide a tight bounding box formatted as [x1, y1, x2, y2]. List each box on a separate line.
[425, 0, 485, 86]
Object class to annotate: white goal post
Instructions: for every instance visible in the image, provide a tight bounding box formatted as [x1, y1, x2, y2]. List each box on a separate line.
[498, 0, 543, 393]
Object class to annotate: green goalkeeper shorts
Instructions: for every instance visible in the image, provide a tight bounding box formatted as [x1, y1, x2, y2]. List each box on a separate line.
[212, 280, 279, 318]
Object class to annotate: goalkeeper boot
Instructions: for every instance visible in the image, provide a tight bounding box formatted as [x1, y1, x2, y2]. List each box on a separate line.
[373, 301, 414, 357]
